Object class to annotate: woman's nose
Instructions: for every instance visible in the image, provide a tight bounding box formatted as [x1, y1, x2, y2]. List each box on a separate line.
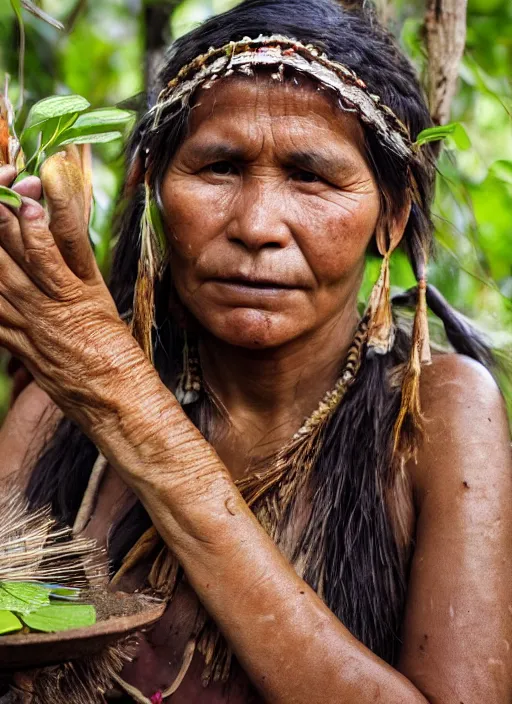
[226, 180, 292, 251]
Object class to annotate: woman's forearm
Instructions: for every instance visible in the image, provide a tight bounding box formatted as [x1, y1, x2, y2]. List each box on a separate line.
[91, 373, 427, 704]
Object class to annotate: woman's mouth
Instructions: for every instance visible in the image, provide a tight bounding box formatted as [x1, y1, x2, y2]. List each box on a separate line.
[206, 276, 301, 302]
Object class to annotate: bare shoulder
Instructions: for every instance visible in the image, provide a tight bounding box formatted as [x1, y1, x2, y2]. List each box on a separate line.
[0, 382, 61, 486]
[420, 351, 504, 408]
[399, 354, 512, 703]
[408, 352, 510, 497]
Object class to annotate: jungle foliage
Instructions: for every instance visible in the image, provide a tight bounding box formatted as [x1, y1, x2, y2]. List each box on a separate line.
[0, 0, 510, 418]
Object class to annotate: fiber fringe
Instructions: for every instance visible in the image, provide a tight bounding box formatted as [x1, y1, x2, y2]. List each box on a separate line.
[0, 489, 106, 585]
[8, 641, 135, 704]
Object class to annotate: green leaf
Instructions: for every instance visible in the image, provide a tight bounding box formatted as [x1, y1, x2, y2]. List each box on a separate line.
[0, 610, 23, 635]
[415, 122, 471, 150]
[0, 186, 23, 209]
[56, 108, 134, 143]
[450, 124, 471, 151]
[0, 583, 50, 615]
[47, 585, 81, 599]
[415, 123, 459, 146]
[24, 95, 90, 132]
[57, 131, 123, 146]
[19, 604, 96, 633]
[147, 198, 168, 257]
[489, 160, 512, 185]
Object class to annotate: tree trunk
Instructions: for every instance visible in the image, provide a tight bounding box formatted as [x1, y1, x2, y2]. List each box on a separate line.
[143, 0, 181, 96]
[424, 0, 468, 125]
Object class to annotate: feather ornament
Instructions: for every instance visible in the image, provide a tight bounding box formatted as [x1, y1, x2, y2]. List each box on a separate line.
[130, 182, 168, 362]
[393, 276, 431, 457]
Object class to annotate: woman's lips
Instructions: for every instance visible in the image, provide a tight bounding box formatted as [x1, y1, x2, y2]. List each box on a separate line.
[205, 277, 302, 302]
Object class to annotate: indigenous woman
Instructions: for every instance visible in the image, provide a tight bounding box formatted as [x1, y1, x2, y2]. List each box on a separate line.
[0, 0, 510, 702]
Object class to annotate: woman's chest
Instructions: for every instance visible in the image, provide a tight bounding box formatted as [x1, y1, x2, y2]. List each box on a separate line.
[82, 469, 260, 702]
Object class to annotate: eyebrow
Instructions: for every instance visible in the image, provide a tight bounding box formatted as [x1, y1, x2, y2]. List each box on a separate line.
[284, 150, 359, 179]
[187, 142, 359, 179]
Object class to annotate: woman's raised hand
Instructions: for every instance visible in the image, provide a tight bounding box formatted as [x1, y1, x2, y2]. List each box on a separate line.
[0, 150, 148, 432]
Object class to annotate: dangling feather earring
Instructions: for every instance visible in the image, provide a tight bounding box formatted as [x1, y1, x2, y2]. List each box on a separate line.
[131, 178, 168, 363]
[367, 219, 402, 356]
[393, 254, 432, 456]
[175, 333, 202, 405]
[367, 251, 394, 355]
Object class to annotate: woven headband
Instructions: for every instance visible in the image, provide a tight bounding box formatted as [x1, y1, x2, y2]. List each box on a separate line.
[150, 34, 412, 160]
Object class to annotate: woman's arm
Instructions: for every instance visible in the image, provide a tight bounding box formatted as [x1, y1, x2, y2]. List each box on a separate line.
[0, 159, 510, 703]
[398, 354, 512, 704]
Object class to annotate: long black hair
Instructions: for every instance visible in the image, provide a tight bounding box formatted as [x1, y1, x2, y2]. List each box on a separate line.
[27, 0, 491, 665]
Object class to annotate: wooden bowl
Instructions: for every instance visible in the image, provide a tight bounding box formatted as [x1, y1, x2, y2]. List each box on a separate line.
[0, 591, 165, 670]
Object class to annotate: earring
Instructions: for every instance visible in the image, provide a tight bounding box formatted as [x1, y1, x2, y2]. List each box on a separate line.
[175, 333, 202, 405]
[367, 251, 394, 355]
[131, 180, 168, 363]
[393, 256, 432, 456]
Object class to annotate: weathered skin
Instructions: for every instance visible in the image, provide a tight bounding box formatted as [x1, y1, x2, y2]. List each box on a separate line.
[0, 78, 510, 704]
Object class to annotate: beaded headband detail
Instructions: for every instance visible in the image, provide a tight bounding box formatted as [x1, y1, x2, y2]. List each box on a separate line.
[151, 34, 412, 160]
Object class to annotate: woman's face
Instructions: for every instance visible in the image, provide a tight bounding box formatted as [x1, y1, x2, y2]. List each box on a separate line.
[160, 76, 381, 349]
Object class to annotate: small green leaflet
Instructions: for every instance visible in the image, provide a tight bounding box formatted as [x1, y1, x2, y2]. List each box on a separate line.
[0, 582, 50, 615]
[46, 585, 81, 600]
[147, 197, 168, 263]
[19, 604, 96, 633]
[415, 122, 471, 150]
[24, 95, 90, 132]
[57, 108, 134, 141]
[0, 186, 23, 208]
[0, 610, 23, 635]
[58, 131, 123, 146]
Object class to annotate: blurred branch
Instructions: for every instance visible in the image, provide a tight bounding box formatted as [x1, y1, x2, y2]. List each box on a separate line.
[65, 0, 87, 33]
[143, 0, 180, 97]
[424, 0, 468, 124]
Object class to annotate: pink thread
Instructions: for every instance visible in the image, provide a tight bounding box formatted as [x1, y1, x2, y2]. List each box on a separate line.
[151, 693, 163, 704]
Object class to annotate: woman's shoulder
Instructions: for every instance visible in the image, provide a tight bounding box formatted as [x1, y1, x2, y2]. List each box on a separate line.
[0, 382, 61, 486]
[399, 353, 512, 702]
[409, 351, 510, 500]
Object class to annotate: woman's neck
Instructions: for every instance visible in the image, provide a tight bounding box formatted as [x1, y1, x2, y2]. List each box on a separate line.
[199, 305, 360, 478]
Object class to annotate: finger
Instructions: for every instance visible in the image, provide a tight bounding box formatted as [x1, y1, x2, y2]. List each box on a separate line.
[0, 294, 26, 328]
[13, 175, 42, 201]
[0, 325, 27, 359]
[0, 164, 17, 187]
[0, 229, 40, 311]
[0, 202, 28, 275]
[16, 197, 79, 299]
[40, 150, 98, 283]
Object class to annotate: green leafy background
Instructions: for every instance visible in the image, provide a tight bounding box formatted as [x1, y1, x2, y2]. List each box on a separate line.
[0, 0, 510, 421]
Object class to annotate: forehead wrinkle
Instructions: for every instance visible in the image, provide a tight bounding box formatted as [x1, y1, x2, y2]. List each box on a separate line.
[181, 78, 371, 172]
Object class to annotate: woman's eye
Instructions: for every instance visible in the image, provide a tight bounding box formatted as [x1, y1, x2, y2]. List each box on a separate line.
[292, 170, 322, 184]
[207, 161, 236, 176]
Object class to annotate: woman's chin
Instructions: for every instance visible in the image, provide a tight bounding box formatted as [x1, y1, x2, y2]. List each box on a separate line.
[201, 308, 303, 350]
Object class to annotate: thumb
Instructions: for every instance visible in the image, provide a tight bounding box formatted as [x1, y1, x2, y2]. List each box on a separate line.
[40, 147, 98, 283]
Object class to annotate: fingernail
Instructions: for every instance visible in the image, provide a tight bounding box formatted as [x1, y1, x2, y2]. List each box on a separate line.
[20, 198, 44, 220]
[0, 164, 16, 179]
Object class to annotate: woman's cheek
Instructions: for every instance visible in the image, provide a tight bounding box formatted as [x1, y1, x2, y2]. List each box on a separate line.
[294, 195, 378, 283]
[163, 180, 233, 258]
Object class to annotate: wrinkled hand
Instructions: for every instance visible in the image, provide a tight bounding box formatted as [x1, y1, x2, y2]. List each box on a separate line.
[0, 150, 148, 432]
